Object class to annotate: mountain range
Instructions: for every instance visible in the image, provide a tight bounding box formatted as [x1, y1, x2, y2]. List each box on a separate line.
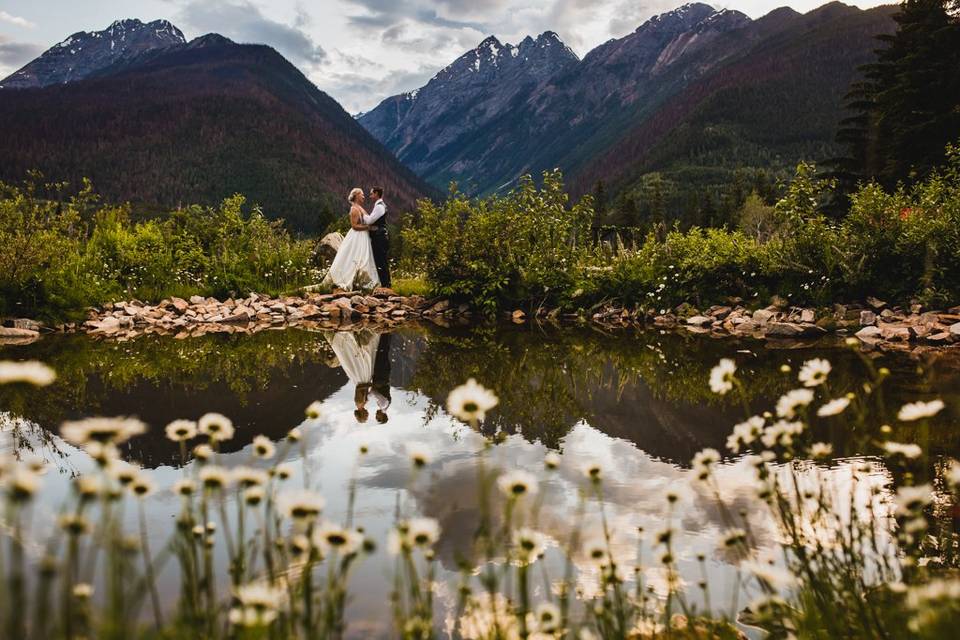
[0, 3, 898, 230]
[0, 19, 432, 233]
[359, 2, 898, 207]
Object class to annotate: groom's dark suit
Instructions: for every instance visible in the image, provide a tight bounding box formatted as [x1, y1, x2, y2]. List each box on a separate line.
[369, 198, 391, 288]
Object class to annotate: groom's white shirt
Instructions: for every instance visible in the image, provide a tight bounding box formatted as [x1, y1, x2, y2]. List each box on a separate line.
[364, 199, 386, 225]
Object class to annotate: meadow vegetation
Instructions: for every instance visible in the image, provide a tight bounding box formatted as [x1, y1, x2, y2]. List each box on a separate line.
[0, 345, 958, 638]
[401, 143, 960, 313]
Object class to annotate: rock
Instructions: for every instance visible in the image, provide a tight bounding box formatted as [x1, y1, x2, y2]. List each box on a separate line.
[731, 319, 758, 334]
[188, 295, 205, 305]
[950, 322, 960, 337]
[653, 314, 677, 328]
[859, 310, 877, 326]
[880, 325, 911, 342]
[799, 309, 815, 323]
[855, 326, 883, 341]
[512, 310, 526, 321]
[879, 309, 896, 319]
[170, 297, 189, 313]
[4, 318, 43, 332]
[706, 305, 732, 319]
[88, 317, 121, 333]
[765, 322, 826, 339]
[866, 296, 887, 310]
[314, 233, 343, 266]
[222, 310, 252, 323]
[686, 315, 713, 327]
[752, 309, 776, 325]
[0, 326, 40, 338]
[430, 300, 450, 314]
[925, 332, 953, 344]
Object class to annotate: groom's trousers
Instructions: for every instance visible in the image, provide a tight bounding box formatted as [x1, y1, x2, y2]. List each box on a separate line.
[371, 231, 391, 288]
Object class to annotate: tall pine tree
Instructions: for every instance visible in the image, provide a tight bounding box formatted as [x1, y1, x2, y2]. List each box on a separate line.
[835, 0, 960, 191]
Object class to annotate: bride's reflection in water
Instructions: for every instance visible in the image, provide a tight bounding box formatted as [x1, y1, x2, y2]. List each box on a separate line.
[324, 329, 392, 425]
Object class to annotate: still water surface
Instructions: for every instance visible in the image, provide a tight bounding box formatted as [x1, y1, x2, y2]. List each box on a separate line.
[2, 324, 958, 636]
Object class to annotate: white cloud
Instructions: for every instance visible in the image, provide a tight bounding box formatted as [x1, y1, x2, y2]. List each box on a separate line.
[0, 10, 35, 29]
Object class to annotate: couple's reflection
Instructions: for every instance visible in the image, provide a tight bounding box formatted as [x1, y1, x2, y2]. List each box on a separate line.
[325, 329, 392, 424]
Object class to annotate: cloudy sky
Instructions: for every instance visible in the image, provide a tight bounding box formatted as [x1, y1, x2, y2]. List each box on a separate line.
[0, 0, 890, 113]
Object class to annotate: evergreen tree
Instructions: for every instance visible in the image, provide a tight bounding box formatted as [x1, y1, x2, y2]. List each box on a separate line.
[836, 0, 960, 191]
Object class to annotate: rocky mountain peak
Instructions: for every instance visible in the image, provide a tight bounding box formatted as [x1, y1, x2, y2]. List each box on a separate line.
[1, 18, 186, 89]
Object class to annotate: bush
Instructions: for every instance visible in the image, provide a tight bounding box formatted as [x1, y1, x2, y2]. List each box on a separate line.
[0, 178, 317, 320]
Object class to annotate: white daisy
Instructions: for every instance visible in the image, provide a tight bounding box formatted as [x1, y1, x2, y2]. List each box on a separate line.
[709, 358, 737, 395]
[817, 397, 850, 417]
[61, 417, 146, 446]
[532, 602, 561, 633]
[776, 388, 815, 418]
[809, 442, 833, 459]
[446, 378, 499, 422]
[0, 361, 56, 386]
[165, 419, 197, 442]
[407, 444, 433, 468]
[798, 358, 831, 388]
[544, 452, 561, 470]
[172, 479, 196, 497]
[198, 412, 235, 441]
[313, 521, 363, 555]
[882, 441, 922, 459]
[232, 466, 268, 488]
[305, 401, 323, 419]
[497, 470, 539, 500]
[897, 400, 945, 422]
[512, 527, 548, 564]
[251, 435, 275, 460]
[229, 583, 284, 627]
[279, 489, 325, 525]
[199, 466, 231, 492]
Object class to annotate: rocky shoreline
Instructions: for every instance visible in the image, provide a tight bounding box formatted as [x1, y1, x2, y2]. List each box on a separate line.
[3, 292, 960, 352]
[583, 297, 960, 350]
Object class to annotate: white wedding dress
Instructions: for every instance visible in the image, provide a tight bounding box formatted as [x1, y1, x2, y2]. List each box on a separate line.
[324, 220, 380, 290]
[326, 331, 380, 385]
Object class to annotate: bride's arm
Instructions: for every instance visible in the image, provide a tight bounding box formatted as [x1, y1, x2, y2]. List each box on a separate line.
[350, 207, 371, 231]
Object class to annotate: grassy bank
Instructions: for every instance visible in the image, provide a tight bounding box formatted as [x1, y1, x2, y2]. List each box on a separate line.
[401, 144, 960, 314]
[0, 178, 316, 322]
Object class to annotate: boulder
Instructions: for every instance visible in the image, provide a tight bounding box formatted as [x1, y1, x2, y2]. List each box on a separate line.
[5, 318, 43, 332]
[950, 322, 960, 337]
[0, 326, 40, 338]
[859, 310, 877, 326]
[799, 309, 815, 324]
[880, 326, 911, 342]
[866, 296, 887, 310]
[765, 322, 825, 339]
[855, 326, 883, 341]
[752, 309, 776, 325]
[170, 297, 189, 313]
[686, 315, 713, 327]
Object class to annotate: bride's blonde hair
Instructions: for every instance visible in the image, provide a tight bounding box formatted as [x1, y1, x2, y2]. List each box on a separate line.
[348, 187, 363, 204]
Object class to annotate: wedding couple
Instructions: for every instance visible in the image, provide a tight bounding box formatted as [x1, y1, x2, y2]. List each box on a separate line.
[325, 186, 392, 291]
[325, 329, 392, 424]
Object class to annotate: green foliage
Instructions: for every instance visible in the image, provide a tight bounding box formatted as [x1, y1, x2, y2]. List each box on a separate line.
[401, 171, 594, 312]
[0, 178, 316, 320]
[404, 147, 960, 311]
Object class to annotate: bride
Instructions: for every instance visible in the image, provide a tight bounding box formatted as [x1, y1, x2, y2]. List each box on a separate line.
[324, 187, 380, 291]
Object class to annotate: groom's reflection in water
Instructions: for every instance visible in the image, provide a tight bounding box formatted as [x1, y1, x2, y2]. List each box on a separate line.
[371, 332, 392, 423]
[324, 329, 392, 424]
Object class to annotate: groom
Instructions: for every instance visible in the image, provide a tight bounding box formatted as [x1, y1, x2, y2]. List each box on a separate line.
[365, 186, 391, 290]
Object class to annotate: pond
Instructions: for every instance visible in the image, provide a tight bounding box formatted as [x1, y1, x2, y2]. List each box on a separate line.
[1, 323, 958, 637]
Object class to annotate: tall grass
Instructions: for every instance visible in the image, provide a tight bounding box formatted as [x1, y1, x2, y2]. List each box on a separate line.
[0, 346, 958, 638]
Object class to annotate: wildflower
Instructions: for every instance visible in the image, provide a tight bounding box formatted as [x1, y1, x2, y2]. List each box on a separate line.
[459, 593, 518, 640]
[274, 463, 294, 481]
[229, 583, 284, 627]
[407, 517, 441, 548]
[946, 460, 960, 489]
[287, 427, 302, 442]
[61, 417, 146, 446]
[59, 514, 91, 536]
[243, 487, 264, 506]
[817, 397, 850, 417]
[544, 452, 561, 470]
[692, 448, 720, 471]
[84, 441, 119, 466]
[723, 528, 747, 547]
[279, 489, 325, 525]
[199, 466, 230, 492]
[165, 419, 197, 442]
[108, 461, 140, 487]
[897, 399, 944, 422]
[198, 413, 235, 441]
[497, 470, 539, 499]
[8, 467, 41, 501]
[582, 461, 603, 482]
[531, 602, 561, 633]
[446, 378, 499, 422]
[72, 583, 94, 599]
[305, 401, 323, 419]
[581, 537, 610, 567]
[172, 479, 196, 497]
[0, 361, 56, 386]
[776, 388, 814, 418]
[882, 441, 922, 459]
[130, 475, 155, 499]
[709, 358, 736, 395]
[512, 527, 548, 564]
[74, 475, 101, 500]
[313, 521, 363, 555]
[251, 435, 275, 460]
[760, 420, 804, 448]
[727, 416, 764, 453]
[798, 358, 831, 388]
[233, 466, 268, 488]
[809, 442, 833, 459]
[288, 534, 311, 556]
[193, 443, 213, 462]
[894, 484, 932, 516]
[408, 445, 432, 468]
